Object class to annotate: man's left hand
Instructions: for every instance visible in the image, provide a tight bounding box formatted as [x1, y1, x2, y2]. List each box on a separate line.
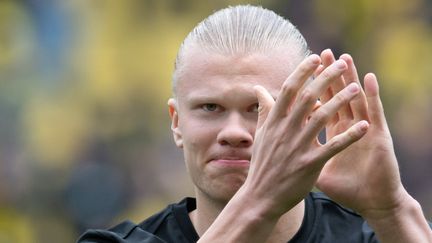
[315, 49, 410, 220]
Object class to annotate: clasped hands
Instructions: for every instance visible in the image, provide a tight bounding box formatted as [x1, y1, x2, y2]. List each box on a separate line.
[243, 49, 409, 221]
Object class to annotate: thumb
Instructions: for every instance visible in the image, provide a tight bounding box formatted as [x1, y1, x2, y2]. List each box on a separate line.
[254, 85, 275, 129]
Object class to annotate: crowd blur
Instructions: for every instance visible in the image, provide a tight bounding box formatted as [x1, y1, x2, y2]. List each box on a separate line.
[0, 0, 431, 242]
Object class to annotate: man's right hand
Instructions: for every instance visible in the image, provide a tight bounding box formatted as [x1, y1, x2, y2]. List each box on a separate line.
[199, 54, 369, 242]
[242, 54, 369, 218]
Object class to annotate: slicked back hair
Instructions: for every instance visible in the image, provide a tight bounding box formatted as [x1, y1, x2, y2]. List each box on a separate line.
[172, 5, 310, 95]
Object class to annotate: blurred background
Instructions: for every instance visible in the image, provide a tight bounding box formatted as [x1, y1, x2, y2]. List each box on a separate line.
[0, 0, 431, 242]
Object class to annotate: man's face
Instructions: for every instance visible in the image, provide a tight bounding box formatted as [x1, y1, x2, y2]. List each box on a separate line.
[169, 47, 299, 204]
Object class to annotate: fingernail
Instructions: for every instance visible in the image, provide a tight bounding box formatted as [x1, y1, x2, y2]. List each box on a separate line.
[359, 120, 369, 132]
[340, 53, 351, 61]
[335, 60, 346, 69]
[309, 54, 320, 64]
[347, 83, 359, 93]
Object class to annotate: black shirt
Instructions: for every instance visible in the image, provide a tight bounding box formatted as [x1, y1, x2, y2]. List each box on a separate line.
[78, 192, 379, 242]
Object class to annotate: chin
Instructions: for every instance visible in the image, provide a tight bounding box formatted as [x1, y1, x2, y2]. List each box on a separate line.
[195, 180, 245, 206]
[210, 180, 245, 204]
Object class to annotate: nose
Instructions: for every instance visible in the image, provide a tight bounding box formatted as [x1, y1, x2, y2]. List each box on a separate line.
[217, 112, 253, 148]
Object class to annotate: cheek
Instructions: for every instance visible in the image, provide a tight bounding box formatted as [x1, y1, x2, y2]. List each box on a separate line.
[184, 128, 216, 154]
[182, 125, 216, 182]
[180, 117, 218, 146]
[180, 121, 218, 162]
[248, 119, 258, 137]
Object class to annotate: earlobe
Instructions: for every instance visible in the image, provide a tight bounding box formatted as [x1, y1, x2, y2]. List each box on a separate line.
[168, 98, 183, 148]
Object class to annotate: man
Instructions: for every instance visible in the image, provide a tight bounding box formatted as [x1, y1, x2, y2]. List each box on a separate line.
[78, 5, 432, 243]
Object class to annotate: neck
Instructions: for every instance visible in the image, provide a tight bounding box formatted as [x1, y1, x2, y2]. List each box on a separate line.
[189, 191, 305, 242]
[190, 190, 230, 236]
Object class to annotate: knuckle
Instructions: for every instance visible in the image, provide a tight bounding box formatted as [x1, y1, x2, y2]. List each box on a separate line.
[310, 109, 329, 125]
[328, 138, 342, 152]
[346, 128, 359, 140]
[281, 82, 295, 95]
[299, 89, 316, 105]
[334, 91, 349, 104]
[298, 152, 325, 172]
[298, 61, 312, 74]
[294, 154, 314, 171]
[319, 69, 333, 80]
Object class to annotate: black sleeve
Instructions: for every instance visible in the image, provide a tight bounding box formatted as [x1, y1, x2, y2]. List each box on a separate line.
[77, 221, 166, 243]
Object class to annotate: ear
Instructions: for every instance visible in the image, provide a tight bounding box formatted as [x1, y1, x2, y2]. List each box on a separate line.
[168, 98, 183, 148]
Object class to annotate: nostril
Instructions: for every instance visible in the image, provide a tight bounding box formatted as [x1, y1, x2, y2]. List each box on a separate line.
[218, 133, 253, 147]
[216, 114, 254, 147]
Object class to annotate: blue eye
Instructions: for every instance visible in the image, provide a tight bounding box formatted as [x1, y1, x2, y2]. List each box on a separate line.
[202, 104, 219, 112]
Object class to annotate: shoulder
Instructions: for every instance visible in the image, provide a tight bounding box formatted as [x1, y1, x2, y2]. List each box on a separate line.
[138, 197, 198, 241]
[292, 192, 378, 243]
[77, 198, 197, 243]
[309, 191, 361, 216]
[77, 220, 165, 243]
[307, 191, 370, 227]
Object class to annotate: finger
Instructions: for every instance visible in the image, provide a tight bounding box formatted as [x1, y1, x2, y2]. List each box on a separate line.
[254, 85, 275, 129]
[322, 50, 346, 94]
[273, 54, 321, 117]
[316, 120, 369, 164]
[364, 73, 387, 129]
[306, 100, 323, 123]
[321, 49, 352, 120]
[319, 50, 339, 101]
[339, 54, 368, 120]
[303, 83, 361, 141]
[289, 59, 347, 127]
[313, 64, 325, 78]
[313, 64, 327, 111]
[319, 50, 333, 104]
[339, 54, 360, 86]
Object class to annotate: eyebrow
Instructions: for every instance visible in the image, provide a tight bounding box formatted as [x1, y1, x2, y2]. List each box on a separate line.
[184, 87, 279, 104]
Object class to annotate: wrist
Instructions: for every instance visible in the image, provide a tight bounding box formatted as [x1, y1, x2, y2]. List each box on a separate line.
[363, 194, 419, 225]
[233, 185, 282, 222]
[361, 190, 416, 223]
[198, 185, 281, 243]
[363, 194, 432, 243]
[238, 180, 300, 221]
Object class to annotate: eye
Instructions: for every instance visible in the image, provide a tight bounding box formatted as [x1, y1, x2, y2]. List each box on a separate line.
[202, 104, 220, 112]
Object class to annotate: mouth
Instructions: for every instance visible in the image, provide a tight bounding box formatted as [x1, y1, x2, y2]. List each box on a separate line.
[209, 155, 251, 167]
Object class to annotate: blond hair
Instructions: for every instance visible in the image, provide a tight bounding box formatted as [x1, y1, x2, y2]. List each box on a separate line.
[172, 5, 310, 94]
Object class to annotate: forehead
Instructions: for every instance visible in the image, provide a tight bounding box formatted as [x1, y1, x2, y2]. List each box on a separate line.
[176, 47, 302, 103]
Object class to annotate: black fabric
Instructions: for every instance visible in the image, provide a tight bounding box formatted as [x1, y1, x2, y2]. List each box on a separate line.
[289, 192, 377, 242]
[78, 192, 380, 243]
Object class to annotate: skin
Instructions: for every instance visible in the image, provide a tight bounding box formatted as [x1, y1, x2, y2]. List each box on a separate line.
[169, 47, 310, 239]
[168, 46, 432, 242]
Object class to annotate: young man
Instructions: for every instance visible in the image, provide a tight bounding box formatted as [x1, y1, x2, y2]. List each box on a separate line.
[78, 5, 432, 243]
